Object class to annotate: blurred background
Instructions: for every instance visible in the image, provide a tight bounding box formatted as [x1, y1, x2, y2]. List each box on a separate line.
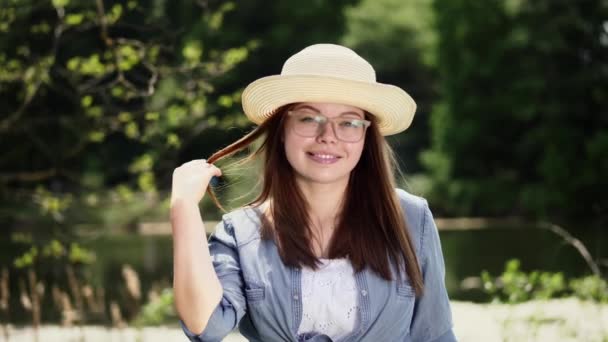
[0, 0, 607, 341]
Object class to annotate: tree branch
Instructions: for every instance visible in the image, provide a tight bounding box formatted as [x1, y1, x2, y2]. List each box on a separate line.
[537, 221, 602, 277]
[0, 170, 57, 182]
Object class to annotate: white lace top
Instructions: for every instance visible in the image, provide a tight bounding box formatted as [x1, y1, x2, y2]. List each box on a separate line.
[296, 258, 359, 340]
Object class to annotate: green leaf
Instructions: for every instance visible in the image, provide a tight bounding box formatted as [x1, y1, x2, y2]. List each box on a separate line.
[145, 112, 159, 121]
[138, 171, 156, 192]
[67, 57, 80, 71]
[117, 44, 140, 70]
[111, 86, 125, 98]
[217, 95, 232, 108]
[81, 95, 93, 107]
[10, 232, 32, 244]
[88, 131, 105, 142]
[69, 243, 95, 264]
[30, 22, 51, 34]
[77, 54, 106, 76]
[222, 47, 248, 68]
[108, 4, 123, 23]
[208, 12, 223, 30]
[166, 105, 187, 127]
[115, 185, 134, 202]
[86, 106, 102, 118]
[183, 41, 203, 62]
[13, 247, 38, 268]
[118, 111, 132, 122]
[129, 154, 154, 173]
[166, 133, 181, 148]
[52, 0, 70, 9]
[65, 13, 84, 25]
[190, 98, 206, 117]
[42, 239, 65, 258]
[125, 122, 140, 139]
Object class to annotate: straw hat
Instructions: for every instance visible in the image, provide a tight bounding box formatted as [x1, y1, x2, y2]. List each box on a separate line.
[241, 44, 417, 136]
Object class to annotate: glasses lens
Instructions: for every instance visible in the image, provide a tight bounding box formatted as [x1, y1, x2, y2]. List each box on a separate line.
[335, 119, 365, 142]
[292, 110, 322, 137]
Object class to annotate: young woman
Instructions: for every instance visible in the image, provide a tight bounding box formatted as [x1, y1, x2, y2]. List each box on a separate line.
[171, 44, 456, 342]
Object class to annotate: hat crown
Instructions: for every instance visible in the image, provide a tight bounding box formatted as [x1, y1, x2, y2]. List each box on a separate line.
[281, 44, 377, 83]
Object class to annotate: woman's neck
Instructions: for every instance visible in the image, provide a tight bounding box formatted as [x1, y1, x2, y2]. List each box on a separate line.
[296, 178, 348, 232]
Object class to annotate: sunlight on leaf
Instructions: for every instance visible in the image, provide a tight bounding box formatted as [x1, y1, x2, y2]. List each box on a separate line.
[129, 154, 154, 173]
[52, 0, 70, 9]
[88, 131, 105, 142]
[183, 41, 203, 62]
[66, 13, 84, 25]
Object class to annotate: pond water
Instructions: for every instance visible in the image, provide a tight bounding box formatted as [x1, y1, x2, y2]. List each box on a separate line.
[82, 225, 608, 301]
[1, 225, 606, 323]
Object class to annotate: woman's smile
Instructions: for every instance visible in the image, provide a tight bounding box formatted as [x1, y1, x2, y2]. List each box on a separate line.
[306, 151, 343, 164]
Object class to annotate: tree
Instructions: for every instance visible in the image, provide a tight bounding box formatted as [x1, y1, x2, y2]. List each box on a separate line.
[425, 0, 608, 226]
[0, 0, 258, 326]
[0, 0, 254, 234]
[341, 0, 437, 174]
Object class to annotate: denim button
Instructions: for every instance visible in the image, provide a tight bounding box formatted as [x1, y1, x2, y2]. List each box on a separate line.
[361, 290, 368, 296]
[293, 295, 299, 300]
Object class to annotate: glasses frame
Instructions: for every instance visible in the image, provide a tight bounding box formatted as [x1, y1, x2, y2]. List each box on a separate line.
[286, 110, 371, 143]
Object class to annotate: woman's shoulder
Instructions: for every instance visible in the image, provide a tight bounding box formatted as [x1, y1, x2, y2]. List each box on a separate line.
[395, 188, 427, 208]
[211, 205, 264, 246]
[394, 188, 431, 252]
[394, 188, 429, 221]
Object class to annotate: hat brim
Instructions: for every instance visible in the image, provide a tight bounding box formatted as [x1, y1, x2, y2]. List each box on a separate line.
[241, 74, 416, 136]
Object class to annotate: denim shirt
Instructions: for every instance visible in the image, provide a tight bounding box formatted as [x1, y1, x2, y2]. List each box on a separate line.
[180, 189, 457, 342]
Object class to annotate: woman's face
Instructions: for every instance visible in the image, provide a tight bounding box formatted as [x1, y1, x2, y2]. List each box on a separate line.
[283, 102, 367, 186]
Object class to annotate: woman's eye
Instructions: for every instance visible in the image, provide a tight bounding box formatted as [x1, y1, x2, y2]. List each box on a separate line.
[300, 116, 316, 122]
[340, 120, 359, 128]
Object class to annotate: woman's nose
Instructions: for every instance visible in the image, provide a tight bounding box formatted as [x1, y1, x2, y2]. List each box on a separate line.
[316, 122, 338, 143]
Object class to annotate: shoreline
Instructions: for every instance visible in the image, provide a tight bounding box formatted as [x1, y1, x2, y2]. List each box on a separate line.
[4, 298, 607, 342]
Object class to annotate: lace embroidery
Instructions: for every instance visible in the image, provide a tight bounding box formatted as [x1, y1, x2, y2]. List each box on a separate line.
[296, 258, 360, 340]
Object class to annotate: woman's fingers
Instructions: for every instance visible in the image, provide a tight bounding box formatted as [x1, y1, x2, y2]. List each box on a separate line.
[170, 159, 222, 205]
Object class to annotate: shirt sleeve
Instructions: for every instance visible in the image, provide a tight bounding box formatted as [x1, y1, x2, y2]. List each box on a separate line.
[180, 218, 247, 342]
[408, 201, 457, 342]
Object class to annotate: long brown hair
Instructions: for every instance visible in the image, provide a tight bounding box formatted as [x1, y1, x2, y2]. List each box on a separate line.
[207, 105, 424, 295]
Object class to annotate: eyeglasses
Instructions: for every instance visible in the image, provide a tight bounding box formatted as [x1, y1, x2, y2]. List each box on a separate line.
[287, 109, 371, 142]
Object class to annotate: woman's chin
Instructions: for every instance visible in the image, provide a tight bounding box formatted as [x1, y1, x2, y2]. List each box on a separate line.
[296, 171, 350, 186]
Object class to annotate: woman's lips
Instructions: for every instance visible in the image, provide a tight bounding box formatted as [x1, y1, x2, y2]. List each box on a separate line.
[306, 152, 341, 164]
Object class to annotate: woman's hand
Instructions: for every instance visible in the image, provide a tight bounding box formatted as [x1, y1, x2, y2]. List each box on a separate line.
[170, 159, 222, 207]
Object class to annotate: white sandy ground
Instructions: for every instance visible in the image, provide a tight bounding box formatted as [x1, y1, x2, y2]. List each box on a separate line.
[4, 298, 607, 342]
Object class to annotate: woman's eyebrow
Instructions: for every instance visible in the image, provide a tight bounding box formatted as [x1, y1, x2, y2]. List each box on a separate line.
[340, 112, 364, 118]
[293, 105, 364, 118]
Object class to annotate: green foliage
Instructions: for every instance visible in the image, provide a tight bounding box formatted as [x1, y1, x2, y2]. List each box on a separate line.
[0, 0, 254, 233]
[570, 275, 608, 303]
[341, 0, 437, 174]
[68, 242, 96, 264]
[482, 259, 608, 303]
[0, 6, 258, 323]
[425, 0, 608, 222]
[13, 246, 38, 268]
[343, 0, 437, 68]
[13, 238, 95, 269]
[134, 288, 176, 326]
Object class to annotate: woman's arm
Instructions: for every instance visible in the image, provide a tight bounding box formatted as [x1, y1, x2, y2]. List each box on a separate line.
[172, 199, 223, 335]
[408, 201, 457, 342]
[170, 159, 223, 335]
